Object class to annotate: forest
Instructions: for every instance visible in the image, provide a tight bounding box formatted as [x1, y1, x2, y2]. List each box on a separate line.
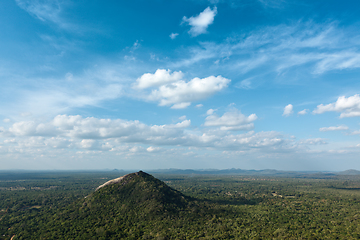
[1, 170, 360, 239]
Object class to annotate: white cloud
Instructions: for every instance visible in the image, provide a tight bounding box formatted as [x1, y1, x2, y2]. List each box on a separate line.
[15, 0, 75, 30]
[9, 121, 57, 137]
[299, 138, 328, 145]
[204, 108, 257, 131]
[0, 114, 298, 155]
[298, 109, 308, 115]
[196, 104, 203, 108]
[169, 33, 179, 39]
[319, 125, 349, 132]
[206, 109, 216, 115]
[129, 146, 143, 153]
[148, 75, 230, 109]
[79, 139, 99, 149]
[16, 0, 61, 21]
[134, 69, 183, 89]
[182, 7, 217, 37]
[173, 22, 360, 77]
[9, 121, 37, 136]
[313, 94, 360, 118]
[236, 77, 253, 90]
[147, 146, 161, 152]
[171, 102, 191, 109]
[6, 115, 192, 141]
[44, 137, 70, 148]
[3, 119, 11, 123]
[282, 104, 293, 117]
[171, 120, 191, 128]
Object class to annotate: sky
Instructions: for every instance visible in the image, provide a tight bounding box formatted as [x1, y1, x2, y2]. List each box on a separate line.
[1, 0, 360, 171]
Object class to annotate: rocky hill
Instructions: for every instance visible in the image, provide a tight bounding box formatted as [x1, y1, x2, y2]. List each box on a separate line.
[86, 171, 190, 214]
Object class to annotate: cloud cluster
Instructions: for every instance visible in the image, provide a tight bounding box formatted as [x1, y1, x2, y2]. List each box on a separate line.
[319, 125, 348, 132]
[173, 22, 360, 77]
[204, 109, 257, 131]
[4, 112, 357, 170]
[0, 114, 295, 153]
[135, 69, 230, 109]
[298, 138, 328, 145]
[313, 94, 360, 118]
[182, 7, 217, 37]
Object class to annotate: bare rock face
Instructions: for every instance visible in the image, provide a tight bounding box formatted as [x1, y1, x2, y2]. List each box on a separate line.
[95, 171, 145, 191]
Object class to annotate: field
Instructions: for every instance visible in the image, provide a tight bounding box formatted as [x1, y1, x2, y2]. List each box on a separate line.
[1, 171, 360, 239]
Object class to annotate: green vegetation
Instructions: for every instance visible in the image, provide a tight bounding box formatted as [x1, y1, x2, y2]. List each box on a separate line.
[1, 171, 360, 239]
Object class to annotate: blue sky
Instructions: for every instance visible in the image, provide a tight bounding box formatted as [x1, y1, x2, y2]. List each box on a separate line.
[1, 0, 360, 170]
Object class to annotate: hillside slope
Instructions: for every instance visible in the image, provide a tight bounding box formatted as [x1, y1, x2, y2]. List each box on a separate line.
[11, 171, 204, 239]
[86, 171, 190, 214]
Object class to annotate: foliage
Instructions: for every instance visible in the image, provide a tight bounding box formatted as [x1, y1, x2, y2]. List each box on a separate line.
[1, 172, 360, 239]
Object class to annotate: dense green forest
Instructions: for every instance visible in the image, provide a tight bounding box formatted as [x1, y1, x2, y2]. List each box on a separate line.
[1, 170, 360, 239]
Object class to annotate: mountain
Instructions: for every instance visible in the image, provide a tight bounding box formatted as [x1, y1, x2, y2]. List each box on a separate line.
[86, 171, 190, 214]
[13, 171, 196, 239]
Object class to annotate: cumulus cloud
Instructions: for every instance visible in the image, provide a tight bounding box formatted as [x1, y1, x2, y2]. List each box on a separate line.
[170, 120, 191, 128]
[9, 121, 57, 137]
[182, 7, 217, 37]
[299, 138, 328, 145]
[204, 108, 257, 131]
[0, 114, 299, 155]
[298, 109, 308, 115]
[134, 69, 184, 89]
[282, 104, 293, 117]
[44, 137, 71, 149]
[129, 146, 144, 153]
[148, 75, 230, 109]
[319, 125, 349, 132]
[147, 146, 161, 152]
[196, 104, 203, 108]
[5, 115, 192, 142]
[313, 94, 360, 118]
[206, 109, 216, 115]
[169, 33, 179, 39]
[78, 139, 101, 149]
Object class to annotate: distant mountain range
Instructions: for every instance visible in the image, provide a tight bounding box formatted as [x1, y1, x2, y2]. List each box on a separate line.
[1, 168, 360, 177]
[139, 168, 360, 177]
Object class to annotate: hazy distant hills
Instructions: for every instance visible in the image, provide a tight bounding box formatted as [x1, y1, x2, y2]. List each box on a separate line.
[337, 169, 360, 175]
[147, 168, 355, 177]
